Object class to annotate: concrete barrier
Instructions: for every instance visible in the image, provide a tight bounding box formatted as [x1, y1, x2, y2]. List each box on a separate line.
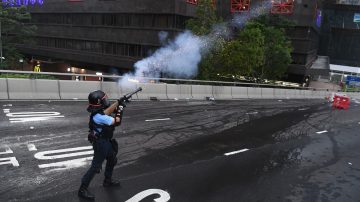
[231, 87, 248, 99]
[0, 78, 8, 99]
[261, 88, 274, 99]
[191, 85, 213, 100]
[274, 88, 287, 99]
[304, 90, 313, 99]
[166, 84, 181, 100]
[248, 87, 262, 99]
[284, 89, 296, 99]
[101, 81, 121, 99]
[137, 83, 167, 100]
[213, 86, 232, 100]
[59, 80, 100, 99]
[7, 79, 60, 100]
[120, 83, 139, 100]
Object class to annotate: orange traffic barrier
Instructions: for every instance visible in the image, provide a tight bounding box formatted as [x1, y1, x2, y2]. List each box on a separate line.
[332, 95, 350, 110]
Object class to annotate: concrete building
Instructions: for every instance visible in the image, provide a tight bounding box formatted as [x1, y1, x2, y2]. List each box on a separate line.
[18, 0, 326, 82]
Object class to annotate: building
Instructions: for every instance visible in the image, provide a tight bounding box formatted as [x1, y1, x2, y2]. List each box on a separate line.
[18, 0, 325, 82]
[18, 0, 196, 74]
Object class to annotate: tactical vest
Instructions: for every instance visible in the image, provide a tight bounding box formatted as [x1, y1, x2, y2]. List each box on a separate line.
[89, 111, 115, 139]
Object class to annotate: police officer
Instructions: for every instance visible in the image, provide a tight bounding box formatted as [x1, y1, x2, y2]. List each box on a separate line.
[78, 90, 124, 200]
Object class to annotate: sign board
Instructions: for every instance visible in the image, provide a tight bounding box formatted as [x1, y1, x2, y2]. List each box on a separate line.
[346, 76, 360, 87]
[354, 13, 360, 23]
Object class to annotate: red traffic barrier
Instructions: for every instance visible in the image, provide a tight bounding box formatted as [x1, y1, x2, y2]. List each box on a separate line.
[332, 95, 350, 110]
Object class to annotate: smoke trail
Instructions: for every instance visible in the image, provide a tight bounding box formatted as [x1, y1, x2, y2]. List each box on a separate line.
[232, 0, 272, 28]
[119, 0, 273, 88]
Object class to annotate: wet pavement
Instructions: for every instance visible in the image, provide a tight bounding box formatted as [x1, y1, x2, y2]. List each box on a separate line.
[1, 99, 360, 202]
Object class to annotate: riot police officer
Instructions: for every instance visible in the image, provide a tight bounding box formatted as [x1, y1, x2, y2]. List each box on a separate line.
[78, 90, 123, 200]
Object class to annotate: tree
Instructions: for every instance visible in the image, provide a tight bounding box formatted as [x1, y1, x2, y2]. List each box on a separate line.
[247, 16, 294, 80]
[186, 0, 224, 80]
[219, 27, 265, 77]
[0, 4, 36, 69]
[186, 0, 220, 36]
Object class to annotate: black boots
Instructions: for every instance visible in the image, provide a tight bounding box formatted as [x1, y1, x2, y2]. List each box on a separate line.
[103, 178, 121, 187]
[78, 184, 95, 200]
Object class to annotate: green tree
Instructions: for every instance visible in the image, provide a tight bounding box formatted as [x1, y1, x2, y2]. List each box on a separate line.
[0, 4, 36, 69]
[186, 0, 224, 80]
[219, 27, 265, 77]
[186, 0, 219, 36]
[247, 17, 293, 80]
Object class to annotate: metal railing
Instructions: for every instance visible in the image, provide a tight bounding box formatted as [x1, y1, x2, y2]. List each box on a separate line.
[0, 69, 343, 92]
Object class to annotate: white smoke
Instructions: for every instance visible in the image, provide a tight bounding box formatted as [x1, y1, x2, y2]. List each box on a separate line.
[118, 1, 273, 88]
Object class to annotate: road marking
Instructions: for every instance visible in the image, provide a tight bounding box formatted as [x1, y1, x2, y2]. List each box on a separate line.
[10, 116, 65, 123]
[38, 157, 93, 169]
[145, 118, 171, 122]
[0, 146, 13, 155]
[27, 144, 37, 151]
[298, 108, 309, 111]
[6, 111, 65, 123]
[224, 148, 249, 156]
[246, 112, 258, 115]
[6, 112, 62, 117]
[2, 104, 12, 107]
[0, 157, 19, 167]
[3, 109, 10, 113]
[125, 189, 171, 202]
[316, 130, 328, 134]
[34, 146, 93, 160]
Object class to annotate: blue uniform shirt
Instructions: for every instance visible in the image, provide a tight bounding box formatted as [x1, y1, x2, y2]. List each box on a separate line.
[93, 113, 113, 132]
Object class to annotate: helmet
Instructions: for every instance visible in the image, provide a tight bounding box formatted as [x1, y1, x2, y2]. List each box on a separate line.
[87, 90, 110, 113]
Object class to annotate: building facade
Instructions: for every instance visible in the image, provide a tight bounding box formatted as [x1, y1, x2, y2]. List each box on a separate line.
[19, 0, 323, 81]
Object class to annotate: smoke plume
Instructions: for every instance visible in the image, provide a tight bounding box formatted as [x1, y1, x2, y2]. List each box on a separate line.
[119, 1, 272, 88]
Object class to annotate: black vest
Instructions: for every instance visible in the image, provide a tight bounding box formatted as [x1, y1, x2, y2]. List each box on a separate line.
[89, 111, 115, 139]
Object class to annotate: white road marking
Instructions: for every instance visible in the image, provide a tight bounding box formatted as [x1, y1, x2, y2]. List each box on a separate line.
[246, 112, 258, 115]
[6, 112, 62, 117]
[0, 146, 13, 155]
[30, 126, 34, 130]
[125, 189, 171, 202]
[0, 157, 19, 167]
[6, 111, 65, 123]
[10, 116, 65, 123]
[2, 104, 12, 107]
[298, 108, 309, 111]
[38, 157, 93, 169]
[3, 109, 10, 113]
[316, 130, 328, 134]
[145, 118, 171, 122]
[34, 146, 93, 160]
[27, 144, 37, 151]
[224, 149, 249, 156]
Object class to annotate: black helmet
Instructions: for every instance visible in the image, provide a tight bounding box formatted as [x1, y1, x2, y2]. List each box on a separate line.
[87, 90, 110, 113]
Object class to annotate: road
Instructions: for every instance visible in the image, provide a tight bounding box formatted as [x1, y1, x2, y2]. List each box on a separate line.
[1, 99, 360, 202]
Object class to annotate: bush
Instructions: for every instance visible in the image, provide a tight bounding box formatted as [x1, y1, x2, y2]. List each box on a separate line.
[0, 73, 57, 80]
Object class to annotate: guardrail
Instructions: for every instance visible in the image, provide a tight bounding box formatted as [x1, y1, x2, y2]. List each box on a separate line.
[0, 70, 356, 100]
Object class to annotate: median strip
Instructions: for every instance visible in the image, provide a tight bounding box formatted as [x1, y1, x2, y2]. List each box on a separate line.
[224, 149, 249, 156]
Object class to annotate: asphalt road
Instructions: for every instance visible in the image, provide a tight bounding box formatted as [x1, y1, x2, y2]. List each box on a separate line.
[1, 99, 360, 202]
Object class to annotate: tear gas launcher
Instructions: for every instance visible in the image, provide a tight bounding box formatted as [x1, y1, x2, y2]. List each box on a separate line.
[118, 87, 142, 107]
